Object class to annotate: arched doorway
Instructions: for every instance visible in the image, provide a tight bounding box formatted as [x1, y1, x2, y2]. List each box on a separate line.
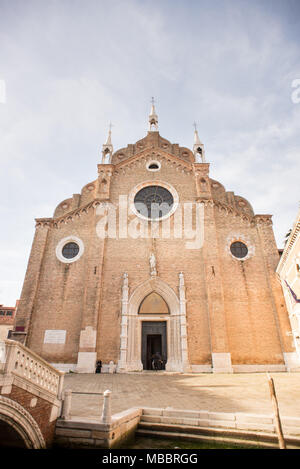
[117, 276, 190, 372]
[139, 293, 169, 370]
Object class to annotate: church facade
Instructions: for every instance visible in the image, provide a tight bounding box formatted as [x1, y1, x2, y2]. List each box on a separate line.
[12, 105, 298, 373]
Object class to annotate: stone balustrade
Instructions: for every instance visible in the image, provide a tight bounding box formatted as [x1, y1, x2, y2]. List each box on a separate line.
[0, 339, 64, 399]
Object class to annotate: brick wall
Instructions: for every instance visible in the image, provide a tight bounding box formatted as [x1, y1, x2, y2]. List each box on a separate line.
[0, 385, 56, 447]
[14, 132, 293, 368]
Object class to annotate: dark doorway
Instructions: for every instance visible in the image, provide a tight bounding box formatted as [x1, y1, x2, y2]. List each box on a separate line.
[147, 335, 162, 370]
[142, 322, 167, 370]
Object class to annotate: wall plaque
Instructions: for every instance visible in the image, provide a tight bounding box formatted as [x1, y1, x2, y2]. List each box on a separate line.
[44, 330, 66, 344]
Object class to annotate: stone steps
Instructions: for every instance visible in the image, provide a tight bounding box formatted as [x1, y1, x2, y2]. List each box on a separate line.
[136, 427, 277, 449]
[137, 422, 300, 449]
[137, 410, 300, 449]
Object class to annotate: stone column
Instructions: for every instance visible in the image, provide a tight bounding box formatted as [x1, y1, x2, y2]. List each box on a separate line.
[57, 374, 65, 400]
[0, 341, 6, 365]
[178, 272, 191, 372]
[117, 273, 129, 372]
[127, 316, 143, 371]
[61, 389, 72, 420]
[101, 390, 112, 424]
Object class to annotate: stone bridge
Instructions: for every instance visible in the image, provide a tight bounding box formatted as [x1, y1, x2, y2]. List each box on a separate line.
[0, 339, 64, 448]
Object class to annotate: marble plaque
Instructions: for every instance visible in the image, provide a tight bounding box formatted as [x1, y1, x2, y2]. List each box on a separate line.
[44, 330, 66, 344]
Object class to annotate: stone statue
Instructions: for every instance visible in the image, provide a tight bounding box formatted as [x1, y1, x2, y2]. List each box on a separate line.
[179, 271, 185, 287]
[149, 252, 157, 276]
[123, 272, 128, 287]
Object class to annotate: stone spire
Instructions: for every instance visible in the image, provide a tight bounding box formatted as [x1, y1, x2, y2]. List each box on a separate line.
[193, 122, 205, 163]
[102, 123, 114, 164]
[148, 97, 159, 131]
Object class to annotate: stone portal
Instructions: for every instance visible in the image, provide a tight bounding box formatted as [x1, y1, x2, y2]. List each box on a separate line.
[117, 275, 190, 373]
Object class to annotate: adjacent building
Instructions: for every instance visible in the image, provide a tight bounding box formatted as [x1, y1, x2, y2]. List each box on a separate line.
[0, 301, 18, 340]
[277, 207, 300, 363]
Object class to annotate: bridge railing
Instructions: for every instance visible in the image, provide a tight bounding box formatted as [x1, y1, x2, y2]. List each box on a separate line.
[0, 339, 64, 399]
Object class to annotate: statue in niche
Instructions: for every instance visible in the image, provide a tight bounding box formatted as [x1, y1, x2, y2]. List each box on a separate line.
[149, 252, 157, 276]
[200, 178, 207, 190]
[123, 272, 128, 286]
[179, 271, 185, 286]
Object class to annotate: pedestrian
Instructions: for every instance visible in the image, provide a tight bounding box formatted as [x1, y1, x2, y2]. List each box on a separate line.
[95, 360, 102, 373]
[151, 352, 162, 371]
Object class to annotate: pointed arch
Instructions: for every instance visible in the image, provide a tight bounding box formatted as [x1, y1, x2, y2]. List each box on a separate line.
[138, 292, 169, 315]
[128, 277, 180, 316]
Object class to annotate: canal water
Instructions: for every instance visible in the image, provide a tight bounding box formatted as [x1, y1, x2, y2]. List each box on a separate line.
[120, 437, 263, 450]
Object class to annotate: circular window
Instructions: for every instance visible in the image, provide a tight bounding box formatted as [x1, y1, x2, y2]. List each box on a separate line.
[146, 160, 161, 172]
[230, 241, 248, 259]
[56, 236, 84, 264]
[62, 242, 79, 259]
[134, 185, 174, 220]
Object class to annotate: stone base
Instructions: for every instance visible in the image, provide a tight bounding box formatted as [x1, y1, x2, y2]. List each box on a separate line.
[165, 360, 184, 372]
[117, 360, 143, 372]
[51, 363, 77, 373]
[284, 352, 300, 372]
[101, 363, 117, 374]
[55, 408, 142, 449]
[76, 352, 97, 373]
[190, 365, 213, 373]
[232, 364, 287, 373]
[212, 353, 233, 373]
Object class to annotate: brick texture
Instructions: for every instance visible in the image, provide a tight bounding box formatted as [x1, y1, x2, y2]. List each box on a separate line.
[14, 131, 293, 368]
[1, 385, 56, 447]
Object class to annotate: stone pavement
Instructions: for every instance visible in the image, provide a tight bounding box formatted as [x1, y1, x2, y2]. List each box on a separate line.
[63, 372, 300, 421]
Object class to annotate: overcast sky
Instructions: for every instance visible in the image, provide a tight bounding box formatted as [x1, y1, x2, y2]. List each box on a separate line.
[0, 0, 300, 305]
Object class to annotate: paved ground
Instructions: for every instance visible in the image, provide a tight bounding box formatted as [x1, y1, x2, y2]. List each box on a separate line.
[63, 372, 300, 421]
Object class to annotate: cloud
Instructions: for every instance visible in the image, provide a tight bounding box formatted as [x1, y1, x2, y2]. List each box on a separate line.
[0, 0, 300, 303]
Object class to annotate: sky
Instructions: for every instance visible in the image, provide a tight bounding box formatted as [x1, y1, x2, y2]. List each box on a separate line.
[0, 0, 300, 305]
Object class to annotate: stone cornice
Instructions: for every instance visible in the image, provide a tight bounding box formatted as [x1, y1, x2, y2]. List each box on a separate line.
[253, 214, 273, 225]
[35, 199, 105, 229]
[113, 148, 193, 174]
[192, 162, 210, 175]
[97, 164, 114, 176]
[211, 199, 268, 225]
[35, 196, 273, 229]
[277, 207, 300, 272]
